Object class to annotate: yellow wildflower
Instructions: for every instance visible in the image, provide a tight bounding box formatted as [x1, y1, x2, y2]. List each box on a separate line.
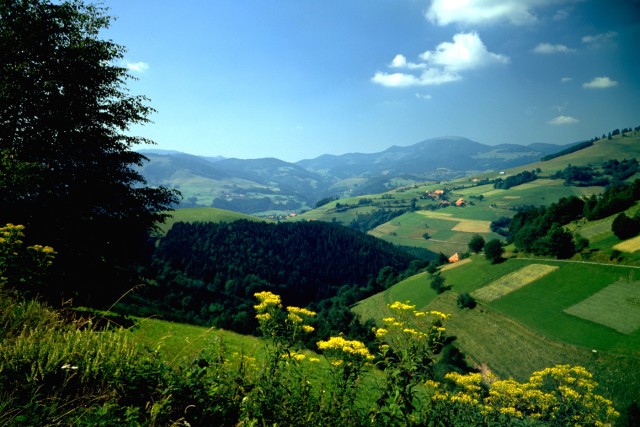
[389, 301, 416, 311]
[374, 328, 388, 338]
[253, 291, 282, 311]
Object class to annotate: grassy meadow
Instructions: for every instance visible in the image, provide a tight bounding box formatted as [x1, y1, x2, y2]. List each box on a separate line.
[156, 206, 267, 234]
[352, 254, 640, 419]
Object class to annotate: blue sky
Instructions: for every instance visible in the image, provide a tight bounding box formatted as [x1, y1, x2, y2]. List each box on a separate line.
[105, 0, 640, 162]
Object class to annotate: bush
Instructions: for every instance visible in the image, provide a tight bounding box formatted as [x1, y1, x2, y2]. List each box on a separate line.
[612, 212, 640, 240]
[457, 293, 477, 309]
[468, 234, 485, 253]
[484, 239, 504, 263]
[431, 274, 449, 294]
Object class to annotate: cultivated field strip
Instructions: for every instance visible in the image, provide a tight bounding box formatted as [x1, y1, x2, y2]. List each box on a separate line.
[564, 280, 640, 334]
[472, 264, 559, 302]
[613, 234, 640, 253]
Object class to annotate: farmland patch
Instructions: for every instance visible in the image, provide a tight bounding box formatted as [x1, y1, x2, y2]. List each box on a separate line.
[441, 257, 472, 271]
[578, 220, 613, 239]
[564, 280, 640, 334]
[472, 264, 559, 302]
[613, 235, 640, 253]
[451, 219, 491, 233]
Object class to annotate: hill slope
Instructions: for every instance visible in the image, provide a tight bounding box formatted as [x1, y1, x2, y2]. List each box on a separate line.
[137, 136, 577, 215]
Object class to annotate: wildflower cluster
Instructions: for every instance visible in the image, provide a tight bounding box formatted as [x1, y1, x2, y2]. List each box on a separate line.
[370, 301, 450, 424]
[429, 364, 619, 426]
[254, 290, 282, 311]
[317, 336, 375, 363]
[0, 223, 56, 289]
[253, 291, 316, 345]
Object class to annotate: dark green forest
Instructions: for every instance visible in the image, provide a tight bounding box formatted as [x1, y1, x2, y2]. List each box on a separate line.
[129, 220, 425, 337]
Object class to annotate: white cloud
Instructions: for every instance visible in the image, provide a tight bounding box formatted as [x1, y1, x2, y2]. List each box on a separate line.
[371, 72, 422, 88]
[561, 77, 572, 83]
[415, 93, 433, 100]
[372, 32, 508, 88]
[548, 115, 579, 125]
[419, 32, 510, 71]
[425, 0, 553, 26]
[126, 61, 149, 73]
[583, 76, 618, 89]
[390, 54, 426, 70]
[553, 8, 571, 21]
[532, 43, 575, 54]
[372, 69, 460, 87]
[582, 31, 617, 44]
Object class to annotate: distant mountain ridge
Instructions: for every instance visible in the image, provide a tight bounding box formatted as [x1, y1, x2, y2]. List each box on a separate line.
[137, 136, 579, 215]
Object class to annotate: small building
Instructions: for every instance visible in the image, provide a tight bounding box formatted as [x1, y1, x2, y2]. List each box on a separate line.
[455, 198, 466, 207]
[448, 253, 460, 263]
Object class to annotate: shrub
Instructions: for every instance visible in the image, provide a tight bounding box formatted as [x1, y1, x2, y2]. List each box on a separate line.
[457, 293, 477, 309]
[484, 239, 504, 263]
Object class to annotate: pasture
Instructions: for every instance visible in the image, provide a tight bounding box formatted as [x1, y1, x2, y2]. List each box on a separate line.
[565, 280, 640, 334]
[157, 207, 266, 234]
[352, 255, 640, 417]
[613, 235, 640, 253]
[472, 264, 559, 302]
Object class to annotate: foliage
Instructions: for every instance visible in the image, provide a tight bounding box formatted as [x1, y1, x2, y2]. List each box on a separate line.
[468, 234, 486, 253]
[0, 0, 179, 304]
[583, 180, 640, 221]
[552, 164, 609, 186]
[484, 239, 504, 263]
[493, 170, 537, 190]
[509, 196, 586, 258]
[612, 212, 640, 240]
[369, 302, 448, 425]
[550, 159, 638, 186]
[541, 140, 594, 161]
[0, 223, 55, 291]
[457, 292, 477, 309]
[349, 208, 407, 232]
[490, 216, 512, 237]
[430, 274, 449, 294]
[137, 220, 415, 336]
[430, 365, 618, 426]
[0, 276, 619, 426]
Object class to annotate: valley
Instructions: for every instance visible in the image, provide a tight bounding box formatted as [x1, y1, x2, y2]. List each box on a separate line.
[130, 130, 640, 424]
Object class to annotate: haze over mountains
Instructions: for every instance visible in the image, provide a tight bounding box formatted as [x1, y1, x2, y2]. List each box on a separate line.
[138, 136, 578, 215]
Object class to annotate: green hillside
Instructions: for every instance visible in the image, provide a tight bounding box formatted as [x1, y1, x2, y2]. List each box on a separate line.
[295, 132, 640, 256]
[157, 206, 267, 234]
[352, 199, 640, 422]
[506, 131, 640, 176]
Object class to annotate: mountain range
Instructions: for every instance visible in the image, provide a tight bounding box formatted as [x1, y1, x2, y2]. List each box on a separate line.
[137, 136, 577, 216]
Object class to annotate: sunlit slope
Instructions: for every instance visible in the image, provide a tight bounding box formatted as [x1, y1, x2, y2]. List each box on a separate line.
[297, 133, 640, 255]
[158, 207, 268, 234]
[508, 131, 640, 175]
[353, 253, 640, 416]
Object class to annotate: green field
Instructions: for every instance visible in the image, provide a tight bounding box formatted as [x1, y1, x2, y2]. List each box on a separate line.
[472, 264, 559, 302]
[352, 255, 640, 419]
[565, 280, 640, 334]
[157, 207, 266, 234]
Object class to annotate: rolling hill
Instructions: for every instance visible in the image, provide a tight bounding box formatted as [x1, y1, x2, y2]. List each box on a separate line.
[137, 136, 581, 216]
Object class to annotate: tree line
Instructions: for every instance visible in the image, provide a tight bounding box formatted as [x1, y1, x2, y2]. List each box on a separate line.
[508, 179, 640, 258]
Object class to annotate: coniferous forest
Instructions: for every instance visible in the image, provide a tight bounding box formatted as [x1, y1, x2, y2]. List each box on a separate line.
[131, 220, 427, 336]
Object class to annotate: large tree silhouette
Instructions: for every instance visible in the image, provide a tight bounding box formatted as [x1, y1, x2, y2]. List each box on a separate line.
[0, 0, 179, 304]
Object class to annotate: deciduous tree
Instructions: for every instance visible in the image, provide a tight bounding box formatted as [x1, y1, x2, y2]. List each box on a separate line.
[484, 239, 504, 263]
[0, 0, 179, 303]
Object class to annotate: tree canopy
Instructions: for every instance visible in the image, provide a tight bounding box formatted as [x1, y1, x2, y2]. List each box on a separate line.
[0, 0, 179, 303]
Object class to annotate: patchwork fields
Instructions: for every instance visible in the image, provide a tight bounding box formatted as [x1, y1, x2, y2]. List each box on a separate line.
[472, 264, 559, 302]
[352, 255, 640, 419]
